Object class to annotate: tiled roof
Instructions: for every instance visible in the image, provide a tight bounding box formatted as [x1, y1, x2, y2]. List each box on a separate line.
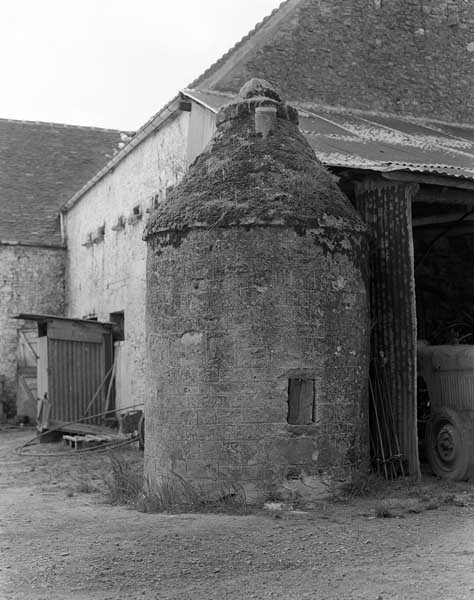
[0, 118, 130, 245]
[188, 0, 297, 90]
[189, 1, 474, 124]
[62, 96, 181, 213]
[185, 89, 474, 182]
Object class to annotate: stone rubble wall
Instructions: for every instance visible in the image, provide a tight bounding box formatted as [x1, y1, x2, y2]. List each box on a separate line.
[145, 227, 369, 498]
[209, 0, 474, 123]
[0, 245, 65, 415]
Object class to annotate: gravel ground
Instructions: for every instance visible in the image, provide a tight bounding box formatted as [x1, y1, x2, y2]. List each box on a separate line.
[2, 428, 474, 600]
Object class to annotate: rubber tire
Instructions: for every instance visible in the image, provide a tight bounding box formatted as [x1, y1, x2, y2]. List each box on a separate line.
[425, 407, 474, 480]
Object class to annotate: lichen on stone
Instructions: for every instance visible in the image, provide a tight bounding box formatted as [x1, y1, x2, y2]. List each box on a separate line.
[144, 80, 366, 243]
[238, 78, 282, 102]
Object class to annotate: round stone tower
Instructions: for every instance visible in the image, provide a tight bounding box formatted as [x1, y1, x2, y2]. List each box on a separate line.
[144, 79, 370, 500]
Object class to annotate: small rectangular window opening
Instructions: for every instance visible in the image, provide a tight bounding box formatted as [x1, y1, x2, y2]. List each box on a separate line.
[152, 193, 160, 209]
[287, 378, 316, 425]
[110, 311, 125, 341]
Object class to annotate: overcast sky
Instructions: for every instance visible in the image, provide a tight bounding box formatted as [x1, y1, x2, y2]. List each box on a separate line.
[1, 0, 279, 131]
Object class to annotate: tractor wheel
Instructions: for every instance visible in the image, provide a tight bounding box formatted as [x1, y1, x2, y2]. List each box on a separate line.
[425, 407, 474, 480]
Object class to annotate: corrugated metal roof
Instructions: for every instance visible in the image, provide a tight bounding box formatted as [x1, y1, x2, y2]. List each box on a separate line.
[185, 88, 474, 180]
[15, 313, 113, 327]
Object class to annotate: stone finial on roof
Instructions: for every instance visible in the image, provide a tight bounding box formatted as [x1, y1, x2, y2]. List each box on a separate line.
[235, 79, 283, 138]
[216, 78, 298, 128]
[144, 79, 365, 240]
[238, 78, 282, 102]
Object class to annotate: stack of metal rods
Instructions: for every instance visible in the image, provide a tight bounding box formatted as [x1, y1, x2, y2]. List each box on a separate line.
[369, 359, 406, 480]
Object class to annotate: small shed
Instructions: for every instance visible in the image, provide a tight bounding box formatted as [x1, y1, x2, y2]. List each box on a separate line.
[17, 314, 114, 427]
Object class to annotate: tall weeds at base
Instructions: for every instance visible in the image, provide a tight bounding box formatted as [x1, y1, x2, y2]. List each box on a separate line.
[336, 472, 380, 499]
[103, 455, 249, 514]
[103, 455, 143, 505]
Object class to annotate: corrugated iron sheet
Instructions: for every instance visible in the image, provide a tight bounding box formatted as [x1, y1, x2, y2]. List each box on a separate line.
[426, 373, 474, 412]
[48, 338, 106, 425]
[185, 88, 474, 180]
[17, 316, 115, 426]
[356, 180, 419, 476]
[418, 345, 474, 411]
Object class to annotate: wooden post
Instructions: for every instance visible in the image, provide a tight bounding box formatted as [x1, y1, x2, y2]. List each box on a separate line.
[355, 178, 420, 478]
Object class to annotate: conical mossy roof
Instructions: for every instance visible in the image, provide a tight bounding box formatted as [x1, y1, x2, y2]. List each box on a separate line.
[144, 79, 366, 240]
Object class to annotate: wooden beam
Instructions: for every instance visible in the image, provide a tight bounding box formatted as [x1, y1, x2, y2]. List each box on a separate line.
[382, 171, 474, 192]
[415, 186, 474, 206]
[413, 213, 474, 227]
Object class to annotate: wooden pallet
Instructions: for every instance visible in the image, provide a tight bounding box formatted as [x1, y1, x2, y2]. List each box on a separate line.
[47, 419, 115, 436]
[62, 434, 116, 450]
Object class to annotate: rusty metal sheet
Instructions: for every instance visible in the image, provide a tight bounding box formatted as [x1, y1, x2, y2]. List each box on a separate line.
[356, 180, 420, 477]
[18, 314, 114, 426]
[299, 113, 357, 138]
[48, 338, 106, 425]
[185, 88, 474, 180]
[305, 131, 474, 174]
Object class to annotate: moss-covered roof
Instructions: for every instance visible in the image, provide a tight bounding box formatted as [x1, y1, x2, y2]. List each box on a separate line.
[144, 79, 365, 240]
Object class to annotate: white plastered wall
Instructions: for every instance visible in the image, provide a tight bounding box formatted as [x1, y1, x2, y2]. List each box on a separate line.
[64, 110, 191, 411]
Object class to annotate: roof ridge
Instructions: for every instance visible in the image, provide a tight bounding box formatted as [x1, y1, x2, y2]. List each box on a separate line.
[62, 94, 182, 212]
[184, 87, 234, 99]
[188, 0, 296, 89]
[0, 116, 130, 134]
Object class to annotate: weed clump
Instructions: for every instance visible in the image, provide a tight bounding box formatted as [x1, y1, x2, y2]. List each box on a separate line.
[338, 473, 378, 499]
[103, 455, 249, 514]
[103, 455, 144, 506]
[375, 503, 396, 518]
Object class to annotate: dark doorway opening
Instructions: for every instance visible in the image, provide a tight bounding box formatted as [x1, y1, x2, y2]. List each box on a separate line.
[109, 311, 125, 342]
[287, 379, 315, 425]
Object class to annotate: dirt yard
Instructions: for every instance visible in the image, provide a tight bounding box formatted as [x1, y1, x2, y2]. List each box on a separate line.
[2, 428, 474, 600]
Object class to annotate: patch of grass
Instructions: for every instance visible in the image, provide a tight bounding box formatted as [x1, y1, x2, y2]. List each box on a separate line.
[338, 473, 378, 499]
[375, 502, 396, 518]
[137, 476, 248, 514]
[406, 505, 424, 514]
[263, 489, 282, 503]
[102, 455, 249, 514]
[75, 480, 98, 494]
[136, 475, 197, 513]
[103, 455, 143, 506]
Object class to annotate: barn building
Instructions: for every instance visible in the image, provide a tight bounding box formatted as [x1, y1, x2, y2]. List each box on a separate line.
[0, 118, 127, 420]
[4, 0, 474, 482]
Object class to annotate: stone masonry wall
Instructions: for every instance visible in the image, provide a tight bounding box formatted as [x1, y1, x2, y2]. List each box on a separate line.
[145, 227, 369, 499]
[0, 244, 65, 414]
[208, 0, 474, 123]
[64, 111, 189, 411]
